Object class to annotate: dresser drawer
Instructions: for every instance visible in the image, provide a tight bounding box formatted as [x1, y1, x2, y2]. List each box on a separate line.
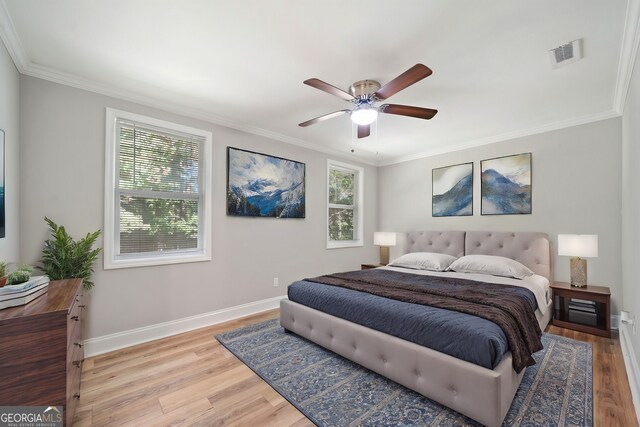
[67, 317, 83, 361]
[66, 345, 83, 389]
[67, 291, 83, 343]
[69, 290, 83, 321]
[66, 339, 83, 425]
[66, 283, 84, 426]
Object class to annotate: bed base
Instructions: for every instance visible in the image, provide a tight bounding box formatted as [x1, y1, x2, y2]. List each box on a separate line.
[281, 299, 541, 427]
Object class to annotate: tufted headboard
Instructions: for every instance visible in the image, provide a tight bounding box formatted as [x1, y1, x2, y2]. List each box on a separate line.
[401, 230, 551, 281]
[464, 231, 551, 281]
[402, 231, 465, 258]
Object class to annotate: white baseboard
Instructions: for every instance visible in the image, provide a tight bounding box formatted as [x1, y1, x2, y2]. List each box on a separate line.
[620, 322, 640, 423]
[84, 295, 286, 357]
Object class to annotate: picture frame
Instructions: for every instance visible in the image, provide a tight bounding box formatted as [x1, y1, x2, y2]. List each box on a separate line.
[432, 162, 473, 217]
[480, 152, 532, 215]
[226, 147, 305, 218]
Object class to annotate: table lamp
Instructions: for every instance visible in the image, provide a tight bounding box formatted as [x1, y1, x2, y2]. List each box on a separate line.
[558, 234, 598, 287]
[374, 232, 396, 265]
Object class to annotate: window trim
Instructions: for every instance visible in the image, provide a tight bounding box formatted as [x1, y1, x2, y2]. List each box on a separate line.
[104, 108, 212, 269]
[326, 159, 364, 249]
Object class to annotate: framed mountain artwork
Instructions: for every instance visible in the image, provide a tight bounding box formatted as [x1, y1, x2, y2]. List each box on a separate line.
[226, 147, 305, 218]
[481, 153, 532, 215]
[432, 162, 473, 217]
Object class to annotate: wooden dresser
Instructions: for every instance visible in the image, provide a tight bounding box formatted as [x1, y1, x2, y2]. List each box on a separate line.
[0, 279, 84, 426]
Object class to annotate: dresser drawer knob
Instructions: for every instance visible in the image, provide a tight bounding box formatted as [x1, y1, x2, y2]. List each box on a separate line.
[78, 305, 86, 309]
[74, 342, 83, 348]
[73, 393, 80, 399]
[71, 316, 79, 321]
[72, 360, 81, 368]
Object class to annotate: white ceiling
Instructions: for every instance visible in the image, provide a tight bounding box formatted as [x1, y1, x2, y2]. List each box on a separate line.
[0, 1, 634, 165]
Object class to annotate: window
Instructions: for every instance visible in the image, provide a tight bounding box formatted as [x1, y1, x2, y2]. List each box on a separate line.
[327, 159, 364, 248]
[104, 109, 212, 269]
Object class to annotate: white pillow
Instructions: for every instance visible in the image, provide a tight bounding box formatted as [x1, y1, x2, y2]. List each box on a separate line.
[389, 252, 458, 272]
[447, 255, 534, 279]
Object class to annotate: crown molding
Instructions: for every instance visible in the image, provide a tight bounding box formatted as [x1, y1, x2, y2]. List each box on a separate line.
[19, 63, 378, 166]
[614, 0, 640, 114]
[0, 0, 26, 73]
[378, 109, 621, 166]
[0, 0, 377, 167]
[0, 0, 630, 167]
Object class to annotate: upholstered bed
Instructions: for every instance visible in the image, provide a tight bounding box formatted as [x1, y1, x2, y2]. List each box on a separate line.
[280, 231, 552, 427]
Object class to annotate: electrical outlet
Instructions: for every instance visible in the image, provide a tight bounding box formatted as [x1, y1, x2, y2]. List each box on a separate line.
[273, 277, 279, 287]
[621, 310, 636, 334]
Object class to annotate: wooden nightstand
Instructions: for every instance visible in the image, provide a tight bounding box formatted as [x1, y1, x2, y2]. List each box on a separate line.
[550, 281, 611, 338]
[361, 263, 384, 270]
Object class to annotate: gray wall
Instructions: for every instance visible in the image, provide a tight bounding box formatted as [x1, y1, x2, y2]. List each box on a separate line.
[379, 118, 623, 312]
[0, 40, 20, 262]
[622, 46, 640, 367]
[19, 76, 378, 339]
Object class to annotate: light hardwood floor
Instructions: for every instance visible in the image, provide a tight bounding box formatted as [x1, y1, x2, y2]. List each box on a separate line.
[75, 310, 638, 426]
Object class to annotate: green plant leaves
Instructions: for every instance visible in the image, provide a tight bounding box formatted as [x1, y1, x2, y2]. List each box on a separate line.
[8, 269, 31, 285]
[39, 217, 102, 290]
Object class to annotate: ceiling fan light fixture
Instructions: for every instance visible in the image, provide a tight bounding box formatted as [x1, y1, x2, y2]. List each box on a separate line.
[350, 106, 378, 125]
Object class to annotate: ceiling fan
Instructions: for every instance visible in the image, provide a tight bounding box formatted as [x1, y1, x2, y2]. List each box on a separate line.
[298, 64, 438, 138]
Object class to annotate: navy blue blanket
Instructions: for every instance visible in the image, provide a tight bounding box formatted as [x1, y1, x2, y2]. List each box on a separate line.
[288, 273, 538, 369]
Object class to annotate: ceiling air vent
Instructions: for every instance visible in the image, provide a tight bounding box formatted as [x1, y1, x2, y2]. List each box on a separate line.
[548, 39, 582, 69]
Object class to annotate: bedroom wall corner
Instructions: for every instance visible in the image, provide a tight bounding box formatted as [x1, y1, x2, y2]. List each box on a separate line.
[622, 29, 640, 420]
[378, 118, 623, 313]
[0, 38, 20, 263]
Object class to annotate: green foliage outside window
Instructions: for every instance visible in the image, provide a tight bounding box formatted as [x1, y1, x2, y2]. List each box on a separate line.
[118, 125, 200, 253]
[328, 168, 356, 241]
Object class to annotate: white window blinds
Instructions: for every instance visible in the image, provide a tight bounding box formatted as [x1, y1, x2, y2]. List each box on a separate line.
[116, 119, 204, 256]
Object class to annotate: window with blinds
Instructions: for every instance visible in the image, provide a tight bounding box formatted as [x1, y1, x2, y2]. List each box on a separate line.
[105, 109, 212, 269]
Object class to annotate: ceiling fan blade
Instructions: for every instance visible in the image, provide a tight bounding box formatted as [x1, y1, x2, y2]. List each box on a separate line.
[298, 110, 351, 127]
[357, 124, 370, 139]
[374, 64, 433, 100]
[304, 78, 354, 101]
[380, 104, 438, 120]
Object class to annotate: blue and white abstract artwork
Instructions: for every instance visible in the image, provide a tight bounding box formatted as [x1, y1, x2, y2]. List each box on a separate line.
[432, 162, 473, 217]
[481, 153, 532, 215]
[227, 147, 305, 218]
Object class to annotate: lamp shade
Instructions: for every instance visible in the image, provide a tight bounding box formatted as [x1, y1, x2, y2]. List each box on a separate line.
[558, 234, 598, 258]
[374, 232, 397, 247]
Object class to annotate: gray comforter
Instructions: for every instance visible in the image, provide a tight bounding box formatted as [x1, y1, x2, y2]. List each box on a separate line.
[288, 272, 538, 369]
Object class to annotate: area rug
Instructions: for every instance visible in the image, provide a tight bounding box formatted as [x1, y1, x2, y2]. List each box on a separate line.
[216, 319, 592, 426]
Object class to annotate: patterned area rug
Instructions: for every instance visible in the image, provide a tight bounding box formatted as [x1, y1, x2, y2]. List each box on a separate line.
[216, 319, 592, 426]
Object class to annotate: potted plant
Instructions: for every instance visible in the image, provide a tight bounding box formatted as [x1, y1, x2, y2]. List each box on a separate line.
[0, 261, 7, 287]
[7, 265, 33, 285]
[39, 217, 102, 290]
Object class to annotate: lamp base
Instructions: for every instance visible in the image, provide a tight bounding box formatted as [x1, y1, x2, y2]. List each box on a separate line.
[570, 257, 587, 288]
[379, 246, 390, 265]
